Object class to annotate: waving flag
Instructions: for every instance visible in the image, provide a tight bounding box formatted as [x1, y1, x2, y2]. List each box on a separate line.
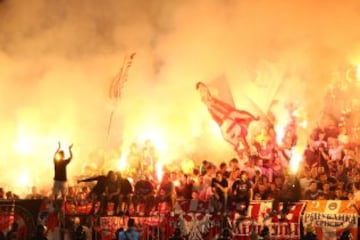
[107, 52, 136, 138]
[196, 81, 259, 154]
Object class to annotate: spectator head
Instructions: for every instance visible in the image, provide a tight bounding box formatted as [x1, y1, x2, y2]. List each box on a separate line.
[309, 181, 318, 191]
[219, 162, 227, 171]
[240, 171, 248, 181]
[229, 158, 239, 167]
[55, 150, 65, 160]
[215, 171, 223, 181]
[11, 222, 18, 231]
[127, 218, 136, 228]
[35, 224, 46, 236]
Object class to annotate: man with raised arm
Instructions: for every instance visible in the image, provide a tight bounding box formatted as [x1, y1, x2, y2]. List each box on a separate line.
[53, 142, 73, 200]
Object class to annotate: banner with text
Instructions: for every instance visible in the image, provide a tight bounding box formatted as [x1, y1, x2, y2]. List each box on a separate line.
[303, 200, 358, 240]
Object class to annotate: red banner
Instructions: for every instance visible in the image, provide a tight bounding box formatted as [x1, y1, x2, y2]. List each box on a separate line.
[169, 200, 305, 240]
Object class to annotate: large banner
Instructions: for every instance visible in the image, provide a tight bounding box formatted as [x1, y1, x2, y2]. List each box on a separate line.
[303, 200, 358, 239]
[0, 200, 42, 240]
[169, 200, 305, 240]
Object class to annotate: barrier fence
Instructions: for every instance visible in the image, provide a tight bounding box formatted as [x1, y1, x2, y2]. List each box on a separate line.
[0, 199, 359, 239]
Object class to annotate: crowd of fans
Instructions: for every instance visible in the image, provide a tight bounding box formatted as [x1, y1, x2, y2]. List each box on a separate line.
[1, 70, 360, 239]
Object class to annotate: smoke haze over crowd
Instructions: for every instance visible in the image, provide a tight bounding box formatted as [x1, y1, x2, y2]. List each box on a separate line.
[1, 0, 360, 195]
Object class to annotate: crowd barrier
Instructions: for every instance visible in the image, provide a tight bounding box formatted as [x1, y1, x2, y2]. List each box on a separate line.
[0, 199, 359, 239]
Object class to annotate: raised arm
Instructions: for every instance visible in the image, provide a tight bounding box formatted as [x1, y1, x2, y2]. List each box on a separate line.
[67, 144, 73, 161]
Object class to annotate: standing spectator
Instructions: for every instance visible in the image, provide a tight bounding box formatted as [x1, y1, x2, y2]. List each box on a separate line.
[155, 173, 176, 211]
[103, 171, 120, 215]
[117, 172, 133, 215]
[210, 171, 228, 212]
[53, 142, 73, 200]
[175, 174, 194, 200]
[118, 218, 140, 240]
[0, 188, 4, 199]
[78, 171, 111, 215]
[231, 171, 252, 217]
[133, 175, 155, 216]
[69, 217, 87, 240]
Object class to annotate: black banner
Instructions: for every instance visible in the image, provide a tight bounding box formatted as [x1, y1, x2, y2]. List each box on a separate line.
[0, 200, 43, 240]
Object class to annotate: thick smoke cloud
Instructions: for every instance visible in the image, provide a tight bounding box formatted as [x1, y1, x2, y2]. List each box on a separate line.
[1, 0, 360, 195]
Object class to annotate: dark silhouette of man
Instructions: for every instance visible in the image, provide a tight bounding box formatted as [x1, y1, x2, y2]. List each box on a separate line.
[52, 142, 73, 200]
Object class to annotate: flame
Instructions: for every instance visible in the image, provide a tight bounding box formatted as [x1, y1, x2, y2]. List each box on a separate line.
[289, 147, 303, 174]
[275, 123, 286, 145]
[117, 153, 127, 171]
[138, 129, 167, 156]
[156, 162, 164, 182]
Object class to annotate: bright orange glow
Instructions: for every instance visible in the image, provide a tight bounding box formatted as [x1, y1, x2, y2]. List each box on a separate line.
[2, 0, 360, 198]
[300, 120, 308, 129]
[18, 171, 31, 187]
[117, 153, 127, 171]
[15, 134, 32, 154]
[289, 147, 303, 174]
[156, 162, 164, 182]
[138, 129, 167, 157]
[275, 122, 286, 145]
[173, 180, 180, 187]
[180, 158, 195, 174]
